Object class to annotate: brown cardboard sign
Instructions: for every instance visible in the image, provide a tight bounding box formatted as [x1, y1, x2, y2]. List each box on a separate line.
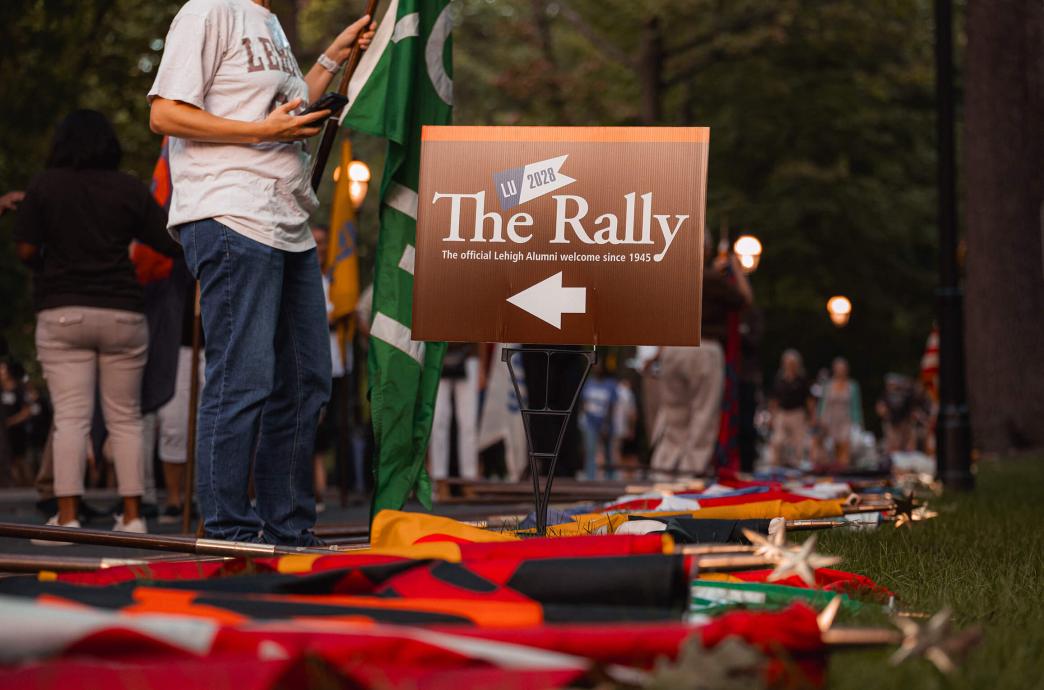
[412, 126, 709, 345]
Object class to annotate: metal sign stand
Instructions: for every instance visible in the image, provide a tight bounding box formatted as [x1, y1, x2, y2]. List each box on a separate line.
[501, 347, 596, 536]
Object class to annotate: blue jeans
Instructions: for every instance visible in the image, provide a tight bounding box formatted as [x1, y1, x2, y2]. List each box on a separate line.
[180, 220, 331, 545]
[580, 421, 614, 481]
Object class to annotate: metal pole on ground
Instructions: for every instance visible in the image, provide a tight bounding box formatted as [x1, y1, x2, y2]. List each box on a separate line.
[0, 521, 331, 557]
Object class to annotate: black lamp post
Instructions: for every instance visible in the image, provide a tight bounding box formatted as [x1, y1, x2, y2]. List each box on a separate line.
[933, 0, 974, 490]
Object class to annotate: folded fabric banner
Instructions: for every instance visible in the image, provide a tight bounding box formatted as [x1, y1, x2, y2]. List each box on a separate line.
[3, 552, 691, 625]
[690, 579, 860, 617]
[371, 509, 519, 549]
[602, 488, 821, 513]
[638, 517, 775, 544]
[0, 594, 824, 689]
[0, 579, 544, 628]
[550, 498, 846, 536]
[375, 554, 690, 612]
[49, 533, 675, 588]
[702, 568, 893, 599]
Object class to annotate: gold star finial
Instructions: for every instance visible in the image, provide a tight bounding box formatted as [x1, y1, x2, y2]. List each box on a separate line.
[741, 527, 788, 561]
[889, 608, 982, 673]
[767, 535, 841, 587]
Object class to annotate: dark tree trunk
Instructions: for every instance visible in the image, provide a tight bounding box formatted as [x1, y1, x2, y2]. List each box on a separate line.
[964, 0, 1044, 452]
[530, 0, 570, 124]
[637, 16, 664, 124]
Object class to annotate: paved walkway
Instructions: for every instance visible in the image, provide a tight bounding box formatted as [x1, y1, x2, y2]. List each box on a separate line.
[0, 488, 519, 559]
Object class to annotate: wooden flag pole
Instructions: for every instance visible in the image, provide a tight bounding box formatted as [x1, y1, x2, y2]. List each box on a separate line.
[182, 282, 202, 534]
[0, 522, 331, 558]
[693, 553, 775, 571]
[309, 0, 381, 192]
[0, 555, 150, 574]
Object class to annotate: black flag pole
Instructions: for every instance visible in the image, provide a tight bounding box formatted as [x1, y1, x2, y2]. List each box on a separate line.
[310, 0, 381, 192]
[182, 282, 202, 534]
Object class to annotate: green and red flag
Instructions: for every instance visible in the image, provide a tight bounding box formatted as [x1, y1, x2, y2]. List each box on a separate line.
[339, 0, 453, 515]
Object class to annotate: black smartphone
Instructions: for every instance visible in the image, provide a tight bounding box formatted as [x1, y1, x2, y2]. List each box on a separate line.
[299, 92, 348, 117]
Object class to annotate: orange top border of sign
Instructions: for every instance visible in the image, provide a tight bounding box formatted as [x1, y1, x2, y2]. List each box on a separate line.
[422, 125, 709, 143]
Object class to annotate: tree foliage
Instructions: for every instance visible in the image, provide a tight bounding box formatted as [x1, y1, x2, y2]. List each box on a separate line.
[1, 0, 948, 415]
[450, 0, 942, 409]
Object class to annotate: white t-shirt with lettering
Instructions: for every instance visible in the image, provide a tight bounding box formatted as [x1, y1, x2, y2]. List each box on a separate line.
[148, 0, 318, 251]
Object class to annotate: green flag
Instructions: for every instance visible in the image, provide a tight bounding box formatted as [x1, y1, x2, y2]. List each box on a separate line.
[341, 0, 453, 514]
[690, 580, 860, 618]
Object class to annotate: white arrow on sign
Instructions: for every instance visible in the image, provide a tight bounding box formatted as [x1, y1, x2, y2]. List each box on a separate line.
[506, 272, 587, 329]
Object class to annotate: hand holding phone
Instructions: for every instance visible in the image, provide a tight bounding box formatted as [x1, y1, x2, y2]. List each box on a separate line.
[300, 92, 349, 118]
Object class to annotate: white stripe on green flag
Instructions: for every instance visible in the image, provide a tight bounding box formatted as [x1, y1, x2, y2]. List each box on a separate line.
[689, 580, 862, 617]
[341, 0, 453, 515]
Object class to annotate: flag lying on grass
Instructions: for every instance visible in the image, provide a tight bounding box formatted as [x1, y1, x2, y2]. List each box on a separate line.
[0, 509, 914, 688]
[339, 0, 453, 515]
[0, 592, 825, 689]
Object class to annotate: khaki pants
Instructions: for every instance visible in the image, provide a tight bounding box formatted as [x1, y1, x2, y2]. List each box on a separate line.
[35, 306, 148, 498]
[770, 408, 808, 467]
[650, 341, 725, 477]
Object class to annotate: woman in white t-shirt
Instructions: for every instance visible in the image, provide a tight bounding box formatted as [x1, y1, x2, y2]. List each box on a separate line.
[147, 0, 373, 546]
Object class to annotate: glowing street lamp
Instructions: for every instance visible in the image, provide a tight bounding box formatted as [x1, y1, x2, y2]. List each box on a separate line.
[348, 160, 371, 208]
[733, 234, 762, 273]
[332, 160, 372, 208]
[827, 295, 852, 327]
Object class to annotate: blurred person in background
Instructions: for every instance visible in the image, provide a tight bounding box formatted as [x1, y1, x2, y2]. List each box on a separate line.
[768, 349, 812, 468]
[14, 109, 179, 538]
[431, 344, 481, 489]
[611, 371, 640, 480]
[23, 378, 52, 479]
[815, 357, 863, 468]
[911, 381, 936, 455]
[877, 374, 917, 453]
[737, 308, 765, 472]
[651, 249, 752, 478]
[1, 361, 32, 486]
[152, 265, 202, 524]
[579, 359, 617, 480]
[310, 224, 353, 512]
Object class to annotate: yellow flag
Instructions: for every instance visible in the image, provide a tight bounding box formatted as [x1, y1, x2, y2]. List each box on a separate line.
[327, 140, 361, 326]
[370, 509, 519, 551]
[550, 499, 847, 537]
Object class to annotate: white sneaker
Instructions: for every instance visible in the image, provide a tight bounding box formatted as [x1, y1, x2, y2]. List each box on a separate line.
[31, 515, 82, 546]
[113, 515, 148, 534]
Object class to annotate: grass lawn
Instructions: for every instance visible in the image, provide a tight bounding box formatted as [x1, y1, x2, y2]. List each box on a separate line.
[820, 453, 1044, 689]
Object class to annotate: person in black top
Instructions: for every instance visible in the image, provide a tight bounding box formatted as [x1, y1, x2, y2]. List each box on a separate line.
[14, 110, 180, 539]
[768, 349, 812, 467]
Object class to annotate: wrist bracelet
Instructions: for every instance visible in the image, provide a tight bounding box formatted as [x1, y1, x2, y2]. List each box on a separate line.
[317, 53, 341, 74]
